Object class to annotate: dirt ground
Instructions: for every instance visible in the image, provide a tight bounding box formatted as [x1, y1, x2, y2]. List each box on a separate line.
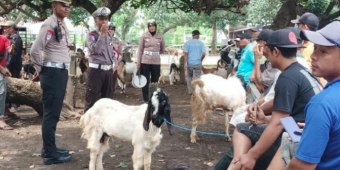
[0, 83, 233, 170]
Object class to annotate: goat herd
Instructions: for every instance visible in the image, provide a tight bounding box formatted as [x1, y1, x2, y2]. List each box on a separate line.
[79, 56, 246, 170]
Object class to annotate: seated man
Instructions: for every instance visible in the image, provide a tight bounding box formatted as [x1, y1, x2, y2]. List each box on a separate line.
[231, 29, 277, 126]
[217, 29, 322, 170]
[251, 29, 278, 94]
[269, 21, 340, 170]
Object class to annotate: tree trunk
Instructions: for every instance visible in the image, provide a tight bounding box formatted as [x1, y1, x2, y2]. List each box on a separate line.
[162, 25, 177, 35]
[5, 77, 81, 120]
[5, 77, 43, 116]
[14, 5, 26, 24]
[270, 0, 297, 30]
[211, 17, 217, 54]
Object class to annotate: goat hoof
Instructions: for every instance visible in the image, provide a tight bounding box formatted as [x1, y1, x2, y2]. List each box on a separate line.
[190, 138, 197, 143]
[225, 137, 232, 142]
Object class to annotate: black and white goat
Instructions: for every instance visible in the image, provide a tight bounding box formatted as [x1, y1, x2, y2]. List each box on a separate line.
[79, 89, 174, 170]
[159, 63, 180, 85]
[117, 60, 138, 93]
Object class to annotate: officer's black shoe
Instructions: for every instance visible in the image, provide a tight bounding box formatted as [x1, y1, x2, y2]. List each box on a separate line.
[41, 148, 69, 158]
[43, 151, 72, 165]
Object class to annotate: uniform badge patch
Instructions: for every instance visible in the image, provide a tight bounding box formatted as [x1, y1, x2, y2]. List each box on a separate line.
[46, 30, 54, 41]
[89, 34, 96, 41]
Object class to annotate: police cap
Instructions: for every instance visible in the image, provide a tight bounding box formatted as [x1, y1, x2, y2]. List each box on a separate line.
[92, 7, 111, 18]
[52, 0, 72, 6]
[109, 22, 116, 30]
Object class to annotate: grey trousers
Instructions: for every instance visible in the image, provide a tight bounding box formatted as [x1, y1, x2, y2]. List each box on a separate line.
[0, 73, 6, 118]
[186, 64, 202, 94]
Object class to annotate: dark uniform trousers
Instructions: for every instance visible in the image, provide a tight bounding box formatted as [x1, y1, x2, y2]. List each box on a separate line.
[84, 67, 117, 112]
[141, 64, 160, 102]
[40, 67, 68, 152]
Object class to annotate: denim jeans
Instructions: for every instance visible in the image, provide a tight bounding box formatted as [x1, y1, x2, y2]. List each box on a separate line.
[0, 73, 7, 118]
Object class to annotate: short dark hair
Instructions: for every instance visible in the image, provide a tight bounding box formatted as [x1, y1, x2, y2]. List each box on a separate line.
[268, 46, 297, 58]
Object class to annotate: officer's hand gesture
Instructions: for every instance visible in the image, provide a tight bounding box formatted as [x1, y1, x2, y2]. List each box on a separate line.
[100, 24, 108, 36]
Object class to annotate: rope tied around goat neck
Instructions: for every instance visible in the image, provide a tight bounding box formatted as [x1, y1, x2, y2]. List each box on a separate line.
[163, 118, 233, 137]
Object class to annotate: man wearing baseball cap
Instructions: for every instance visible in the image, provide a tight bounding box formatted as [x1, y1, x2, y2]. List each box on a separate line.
[283, 21, 340, 170]
[183, 30, 205, 94]
[235, 33, 254, 88]
[250, 24, 263, 39]
[251, 29, 279, 94]
[291, 13, 319, 71]
[226, 29, 321, 170]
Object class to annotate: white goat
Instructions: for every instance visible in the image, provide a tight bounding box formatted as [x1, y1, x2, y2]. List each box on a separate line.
[117, 60, 138, 93]
[190, 74, 246, 143]
[79, 89, 174, 170]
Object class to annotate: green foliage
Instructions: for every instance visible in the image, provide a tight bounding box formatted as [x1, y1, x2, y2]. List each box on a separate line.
[244, 0, 282, 25]
[301, 0, 331, 16]
[68, 7, 91, 26]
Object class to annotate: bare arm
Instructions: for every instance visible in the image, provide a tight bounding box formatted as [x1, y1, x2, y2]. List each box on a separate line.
[183, 52, 188, 66]
[284, 157, 317, 170]
[136, 35, 144, 66]
[261, 99, 273, 114]
[201, 52, 206, 61]
[253, 44, 265, 90]
[248, 110, 290, 159]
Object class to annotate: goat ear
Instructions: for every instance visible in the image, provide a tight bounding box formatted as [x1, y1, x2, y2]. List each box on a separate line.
[165, 104, 175, 135]
[143, 101, 152, 131]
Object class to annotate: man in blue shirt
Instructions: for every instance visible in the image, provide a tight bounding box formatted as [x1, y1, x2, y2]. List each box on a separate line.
[236, 33, 254, 88]
[183, 30, 206, 94]
[284, 21, 340, 170]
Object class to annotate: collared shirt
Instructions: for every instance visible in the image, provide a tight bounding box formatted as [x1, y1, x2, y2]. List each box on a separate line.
[0, 35, 10, 66]
[6, 32, 23, 70]
[296, 78, 340, 169]
[184, 39, 206, 67]
[137, 32, 165, 65]
[86, 30, 116, 65]
[236, 43, 255, 83]
[260, 60, 279, 94]
[30, 14, 70, 73]
[112, 36, 122, 61]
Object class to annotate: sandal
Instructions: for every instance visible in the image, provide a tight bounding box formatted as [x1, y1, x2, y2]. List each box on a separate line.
[0, 124, 14, 130]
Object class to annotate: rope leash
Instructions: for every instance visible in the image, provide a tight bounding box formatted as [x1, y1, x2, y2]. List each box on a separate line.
[163, 118, 233, 137]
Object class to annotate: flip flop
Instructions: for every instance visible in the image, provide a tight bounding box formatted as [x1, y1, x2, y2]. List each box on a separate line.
[0, 124, 14, 130]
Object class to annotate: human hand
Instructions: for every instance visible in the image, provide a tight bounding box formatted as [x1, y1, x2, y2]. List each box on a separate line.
[0, 67, 12, 77]
[32, 72, 40, 82]
[100, 24, 108, 36]
[137, 63, 141, 70]
[253, 44, 263, 60]
[112, 64, 118, 72]
[233, 153, 256, 170]
[249, 74, 255, 82]
[247, 102, 266, 125]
